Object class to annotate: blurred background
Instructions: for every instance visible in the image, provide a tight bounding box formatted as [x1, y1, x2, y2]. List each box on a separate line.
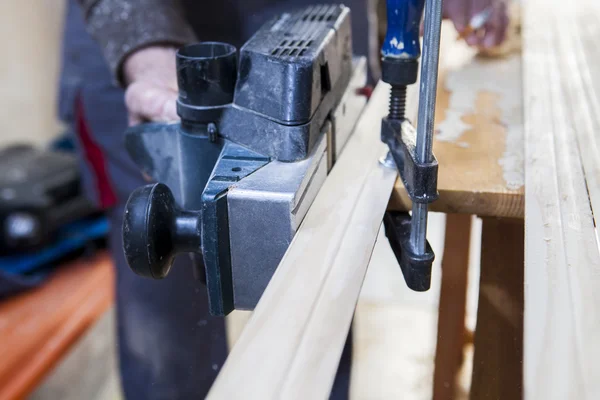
[0, 2, 118, 399]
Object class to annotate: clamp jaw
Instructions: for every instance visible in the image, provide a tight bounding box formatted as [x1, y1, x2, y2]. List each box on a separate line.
[380, 0, 443, 291]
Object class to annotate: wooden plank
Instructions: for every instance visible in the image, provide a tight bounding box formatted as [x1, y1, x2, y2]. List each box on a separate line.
[471, 217, 524, 400]
[523, 1, 600, 398]
[207, 81, 399, 399]
[0, 253, 113, 400]
[30, 308, 121, 400]
[433, 214, 471, 400]
[560, 1, 600, 236]
[389, 23, 524, 218]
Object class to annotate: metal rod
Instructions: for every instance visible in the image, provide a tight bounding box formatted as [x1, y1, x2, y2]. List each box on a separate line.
[416, 0, 443, 164]
[410, 202, 429, 251]
[410, 0, 444, 255]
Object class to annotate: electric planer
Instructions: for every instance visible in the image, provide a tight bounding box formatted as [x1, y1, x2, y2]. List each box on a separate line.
[123, 5, 368, 316]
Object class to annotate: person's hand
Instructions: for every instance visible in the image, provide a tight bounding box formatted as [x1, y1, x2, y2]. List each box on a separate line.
[123, 46, 179, 125]
[443, 0, 509, 49]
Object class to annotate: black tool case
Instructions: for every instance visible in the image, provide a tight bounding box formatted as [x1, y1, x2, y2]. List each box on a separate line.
[0, 145, 94, 255]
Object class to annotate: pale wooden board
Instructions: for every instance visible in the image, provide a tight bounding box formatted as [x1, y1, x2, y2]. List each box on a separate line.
[523, 1, 600, 398]
[389, 23, 524, 218]
[562, 1, 600, 237]
[351, 302, 437, 400]
[207, 82, 398, 399]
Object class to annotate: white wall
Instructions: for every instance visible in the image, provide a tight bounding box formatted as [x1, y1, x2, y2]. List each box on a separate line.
[0, 0, 66, 146]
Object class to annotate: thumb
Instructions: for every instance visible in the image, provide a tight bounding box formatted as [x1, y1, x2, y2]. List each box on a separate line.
[125, 81, 179, 125]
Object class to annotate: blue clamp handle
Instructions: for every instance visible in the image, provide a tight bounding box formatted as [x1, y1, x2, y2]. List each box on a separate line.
[382, 0, 425, 59]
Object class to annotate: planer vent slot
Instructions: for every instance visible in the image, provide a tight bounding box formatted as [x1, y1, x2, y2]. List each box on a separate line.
[271, 36, 315, 58]
[268, 5, 341, 58]
[301, 4, 339, 22]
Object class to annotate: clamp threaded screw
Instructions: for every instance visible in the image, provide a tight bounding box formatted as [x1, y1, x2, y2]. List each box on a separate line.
[389, 85, 407, 120]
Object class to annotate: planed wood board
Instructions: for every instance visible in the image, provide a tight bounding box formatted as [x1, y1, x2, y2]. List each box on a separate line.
[207, 80, 410, 399]
[523, 1, 600, 399]
[561, 1, 600, 236]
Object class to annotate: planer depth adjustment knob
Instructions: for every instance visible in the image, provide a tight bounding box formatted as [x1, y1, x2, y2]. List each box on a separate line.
[122, 183, 202, 280]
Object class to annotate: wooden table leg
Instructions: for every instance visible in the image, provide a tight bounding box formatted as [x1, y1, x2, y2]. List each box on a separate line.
[433, 214, 472, 400]
[471, 217, 524, 400]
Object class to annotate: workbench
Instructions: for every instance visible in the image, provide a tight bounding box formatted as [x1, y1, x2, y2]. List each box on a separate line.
[389, 28, 524, 399]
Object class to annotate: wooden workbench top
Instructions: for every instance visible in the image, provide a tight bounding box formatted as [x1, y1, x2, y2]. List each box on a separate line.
[389, 27, 524, 219]
[0, 253, 113, 400]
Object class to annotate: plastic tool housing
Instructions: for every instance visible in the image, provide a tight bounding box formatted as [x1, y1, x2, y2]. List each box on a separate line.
[173, 4, 353, 162]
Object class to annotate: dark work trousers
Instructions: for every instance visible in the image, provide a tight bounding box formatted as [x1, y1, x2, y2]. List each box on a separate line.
[61, 0, 365, 398]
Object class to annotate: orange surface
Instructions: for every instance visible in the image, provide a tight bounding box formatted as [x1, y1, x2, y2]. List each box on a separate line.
[0, 252, 114, 400]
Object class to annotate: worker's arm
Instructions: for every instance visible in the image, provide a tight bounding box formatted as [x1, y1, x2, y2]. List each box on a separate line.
[78, 0, 192, 123]
[78, 0, 195, 85]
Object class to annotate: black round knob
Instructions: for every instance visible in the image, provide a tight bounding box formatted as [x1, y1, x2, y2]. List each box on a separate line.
[122, 183, 202, 279]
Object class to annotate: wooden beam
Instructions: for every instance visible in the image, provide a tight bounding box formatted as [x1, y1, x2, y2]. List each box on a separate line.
[433, 214, 471, 400]
[471, 217, 524, 400]
[523, 1, 600, 398]
[207, 81, 403, 399]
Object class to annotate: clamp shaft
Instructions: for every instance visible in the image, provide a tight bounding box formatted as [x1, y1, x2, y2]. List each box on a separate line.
[380, 0, 443, 291]
[411, 0, 444, 255]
